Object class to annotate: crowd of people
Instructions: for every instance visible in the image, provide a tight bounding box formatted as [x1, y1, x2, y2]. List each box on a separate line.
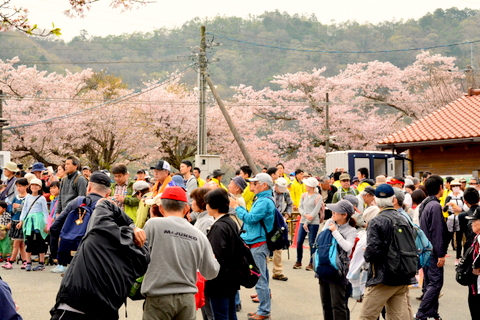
[0, 159, 479, 320]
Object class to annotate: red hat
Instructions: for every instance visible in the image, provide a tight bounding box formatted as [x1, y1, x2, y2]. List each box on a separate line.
[387, 178, 405, 186]
[160, 186, 188, 203]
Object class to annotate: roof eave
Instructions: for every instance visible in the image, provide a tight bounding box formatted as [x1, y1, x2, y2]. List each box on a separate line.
[376, 137, 480, 150]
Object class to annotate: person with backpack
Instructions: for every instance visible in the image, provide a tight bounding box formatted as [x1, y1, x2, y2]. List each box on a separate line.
[55, 156, 88, 216]
[359, 184, 416, 320]
[464, 207, 480, 318]
[230, 173, 275, 320]
[293, 177, 323, 271]
[317, 199, 357, 320]
[50, 171, 113, 274]
[204, 188, 241, 320]
[414, 175, 447, 320]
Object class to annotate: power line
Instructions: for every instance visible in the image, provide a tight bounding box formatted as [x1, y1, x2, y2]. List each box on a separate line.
[207, 32, 480, 54]
[12, 59, 191, 65]
[1, 65, 195, 131]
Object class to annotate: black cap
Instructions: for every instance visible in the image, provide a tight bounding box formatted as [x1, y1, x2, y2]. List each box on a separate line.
[82, 166, 91, 171]
[364, 186, 376, 196]
[89, 171, 111, 187]
[150, 160, 171, 171]
[467, 207, 480, 221]
[212, 169, 225, 178]
[137, 169, 146, 174]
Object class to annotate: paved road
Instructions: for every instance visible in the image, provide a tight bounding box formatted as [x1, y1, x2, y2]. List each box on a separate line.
[0, 248, 469, 320]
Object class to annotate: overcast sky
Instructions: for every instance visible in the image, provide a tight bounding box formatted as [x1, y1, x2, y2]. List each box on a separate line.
[13, 0, 480, 40]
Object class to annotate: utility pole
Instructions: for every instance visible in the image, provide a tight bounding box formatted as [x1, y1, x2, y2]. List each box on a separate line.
[206, 76, 258, 175]
[0, 90, 3, 151]
[197, 26, 207, 155]
[325, 92, 330, 154]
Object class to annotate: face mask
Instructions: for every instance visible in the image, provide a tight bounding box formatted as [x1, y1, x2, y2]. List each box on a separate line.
[452, 186, 460, 193]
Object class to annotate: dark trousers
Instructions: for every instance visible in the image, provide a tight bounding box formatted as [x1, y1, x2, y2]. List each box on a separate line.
[416, 256, 443, 319]
[48, 235, 58, 264]
[209, 296, 238, 320]
[468, 285, 480, 320]
[296, 223, 319, 264]
[58, 251, 72, 267]
[51, 309, 89, 320]
[319, 279, 348, 320]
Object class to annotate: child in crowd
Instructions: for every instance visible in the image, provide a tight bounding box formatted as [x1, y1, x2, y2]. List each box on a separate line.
[2, 178, 29, 269]
[46, 181, 60, 265]
[17, 178, 49, 271]
[0, 201, 11, 263]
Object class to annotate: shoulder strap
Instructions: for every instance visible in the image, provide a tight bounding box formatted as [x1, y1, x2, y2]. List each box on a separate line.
[25, 195, 41, 218]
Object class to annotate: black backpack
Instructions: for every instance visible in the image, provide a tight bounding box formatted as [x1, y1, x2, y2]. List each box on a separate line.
[381, 208, 418, 280]
[260, 197, 290, 251]
[226, 222, 261, 289]
[456, 244, 477, 286]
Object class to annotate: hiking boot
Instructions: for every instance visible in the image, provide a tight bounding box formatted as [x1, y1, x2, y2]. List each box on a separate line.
[305, 263, 314, 271]
[2, 261, 12, 269]
[293, 262, 302, 269]
[272, 274, 288, 281]
[50, 265, 66, 273]
[21, 261, 28, 269]
[25, 263, 32, 271]
[416, 293, 424, 301]
[247, 313, 271, 320]
[33, 264, 45, 271]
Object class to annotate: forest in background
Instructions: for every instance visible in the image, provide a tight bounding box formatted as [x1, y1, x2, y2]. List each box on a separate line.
[1, 7, 480, 96]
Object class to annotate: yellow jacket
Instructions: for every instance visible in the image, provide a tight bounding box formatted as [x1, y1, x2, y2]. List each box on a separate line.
[198, 177, 206, 188]
[290, 178, 306, 208]
[357, 181, 371, 193]
[212, 178, 228, 191]
[242, 187, 255, 211]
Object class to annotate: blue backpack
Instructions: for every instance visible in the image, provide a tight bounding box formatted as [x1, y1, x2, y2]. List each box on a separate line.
[59, 196, 97, 253]
[399, 210, 432, 268]
[314, 229, 338, 280]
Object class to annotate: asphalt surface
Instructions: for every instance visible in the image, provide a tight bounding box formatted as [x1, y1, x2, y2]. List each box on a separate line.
[0, 248, 470, 320]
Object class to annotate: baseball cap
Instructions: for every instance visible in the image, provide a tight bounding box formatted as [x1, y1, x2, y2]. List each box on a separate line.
[326, 200, 354, 215]
[247, 173, 273, 188]
[392, 187, 405, 203]
[132, 180, 150, 195]
[364, 186, 376, 196]
[82, 166, 91, 171]
[137, 169, 146, 174]
[150, 160, 171, 171]
[387, 177, 405, 186]
[89, 171, 111, 187]
[30, 178, 43, 187]
[339, 173, 351, 181]
[160, 186, 188, 203]
[231, 176, 247, 191]
[275, 177, 289, 193]
[375, 184, 395, 198]
[343, 194, 359, 207]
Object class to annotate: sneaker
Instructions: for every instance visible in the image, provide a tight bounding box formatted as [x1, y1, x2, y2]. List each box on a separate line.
[2, 261, 12, 269]
[25, 263, 32, 271]
[416, 293, 424, 301]
[305, 263, 314, 271]
[272, 274, 288, 281]
[50, 265, 66, 273]
[21, 261, 28, 269]
[33, 264, 45, 271]
[248, 313, 270, 320]
[293, 262, 302, 269]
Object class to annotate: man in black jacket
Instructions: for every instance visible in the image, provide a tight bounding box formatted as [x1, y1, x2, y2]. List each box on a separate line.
[415, 175, 447, 320]
[318, 176, 337, 220]
[359, 184, 413, 320]
[50, 173, 148, 320]
[56, 156, 88, 215]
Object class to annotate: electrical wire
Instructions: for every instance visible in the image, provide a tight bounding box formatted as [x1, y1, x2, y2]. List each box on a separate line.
[11, 59, 191, 65]
[206, 32, 480, 54]
[1, 64, 194, 131]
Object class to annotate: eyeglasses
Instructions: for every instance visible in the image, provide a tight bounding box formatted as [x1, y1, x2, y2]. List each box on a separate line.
[471, 183, 478, 185]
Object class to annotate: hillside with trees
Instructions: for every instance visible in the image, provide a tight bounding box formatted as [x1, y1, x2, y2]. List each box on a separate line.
[1, 7, 479, 95]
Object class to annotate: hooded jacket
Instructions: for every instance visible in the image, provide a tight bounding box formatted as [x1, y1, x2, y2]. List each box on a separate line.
[52, 200, 150, 320]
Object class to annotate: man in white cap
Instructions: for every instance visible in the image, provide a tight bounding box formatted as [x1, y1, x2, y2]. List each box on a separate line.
[0, 162, 18, 203]
[230, 173, 275, 320]
[150, 160, 175, 197]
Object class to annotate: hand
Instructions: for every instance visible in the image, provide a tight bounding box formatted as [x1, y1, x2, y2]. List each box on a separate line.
[229, 197, 239, 209]
[114, 194, 125, 203]
[16, 221, 22, 229]
[303, 224, 309, 232]
[328, 223, 337, 232]
[13, 203, 20, 209]
[437, 257, 445, 267]
[473, 268, 480, 276]
[133, 227, 146, 247]
[305, 214, 314, 221]
[44, 227, 49, 233]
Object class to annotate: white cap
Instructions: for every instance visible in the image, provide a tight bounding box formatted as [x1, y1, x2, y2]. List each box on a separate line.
[275, 177, 289, 193]
[304, 177, 319, 188]
[247, 173, 273, 188]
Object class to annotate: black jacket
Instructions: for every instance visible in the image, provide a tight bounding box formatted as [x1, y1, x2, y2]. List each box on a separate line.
[206, 214, 241, 298]
[419, 196, 447, 258]
[364, 207, 415, 287]
[51, 200, 150, 320]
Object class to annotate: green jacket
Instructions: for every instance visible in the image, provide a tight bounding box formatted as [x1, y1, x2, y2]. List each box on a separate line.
[110, 181, 140, 223]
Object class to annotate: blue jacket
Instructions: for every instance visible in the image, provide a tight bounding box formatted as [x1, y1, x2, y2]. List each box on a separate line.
[236, 190, 275, 245]
[0, 279, 23, 320]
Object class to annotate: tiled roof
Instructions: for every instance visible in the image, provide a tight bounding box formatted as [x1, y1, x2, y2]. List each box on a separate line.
[378, 94, 480, 145]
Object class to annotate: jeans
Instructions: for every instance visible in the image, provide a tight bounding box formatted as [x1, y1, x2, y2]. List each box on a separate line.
[210, 296, 238, 320]
[234, 291, 241, 306]
[250, 243, 271, 316]
[296, 223, 319, 264]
